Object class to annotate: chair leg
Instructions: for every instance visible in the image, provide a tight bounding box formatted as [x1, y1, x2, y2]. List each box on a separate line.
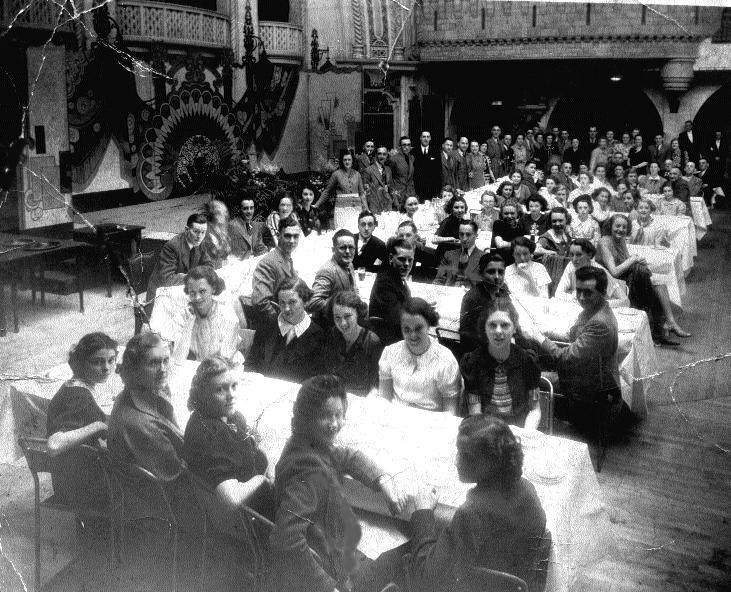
[33, 474, 41, 592]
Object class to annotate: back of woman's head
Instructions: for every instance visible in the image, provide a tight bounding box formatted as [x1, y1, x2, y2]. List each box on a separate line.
[457, 415, 523, 486]
[401, 297, 440, 327]
[69, 332, 118, 378]
[120, 332, 165, 382]
[188, 355, 235, 412]
[292, 374, 348, 435]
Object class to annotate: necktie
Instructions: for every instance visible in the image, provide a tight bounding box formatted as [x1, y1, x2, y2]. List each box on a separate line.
[189, 247, 196, 270]
[423, 147, 427, 155]
[246, 222, 251, 234]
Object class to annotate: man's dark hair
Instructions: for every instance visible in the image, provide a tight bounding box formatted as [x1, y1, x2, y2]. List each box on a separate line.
[478, 253, 505, 274]
[459, 219, 478, 234]
[386, 237, 415, 257]
[332, 229, 355, 247]
[576, 265, 608, 296]
[278, 215, 300, 234]
[186, 213, 208, 227]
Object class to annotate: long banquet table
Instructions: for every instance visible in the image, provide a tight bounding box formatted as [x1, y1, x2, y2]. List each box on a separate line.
[4, 362, 613, 592]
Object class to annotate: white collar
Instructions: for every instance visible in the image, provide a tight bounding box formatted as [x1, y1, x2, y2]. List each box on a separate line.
[278, 313, 311, 340]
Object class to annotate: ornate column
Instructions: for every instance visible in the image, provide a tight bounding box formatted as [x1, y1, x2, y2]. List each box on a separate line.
[351, 0, 365, 59]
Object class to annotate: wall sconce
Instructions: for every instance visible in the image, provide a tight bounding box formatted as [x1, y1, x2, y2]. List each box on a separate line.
[311, 29, 334, 72]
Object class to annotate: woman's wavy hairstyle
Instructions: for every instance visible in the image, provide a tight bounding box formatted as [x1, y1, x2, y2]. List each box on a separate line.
[457, 415, 524, 487]
[329, 290, 369, 326]
[476, 297, 523, 346]
[68, 332, 118, 379]
[188, 355, 236, 412]
[291, 374, 348, 437]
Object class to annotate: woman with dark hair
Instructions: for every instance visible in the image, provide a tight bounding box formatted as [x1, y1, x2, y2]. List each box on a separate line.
[266, 191, 299, 245]
[460, 301, 542, 428]
[46, 332, 118, 504]
[591, 187, 612, 224]
[596, 214, 689, 343]
[665, 138, 685, 171]
[379, 298, 463, 414]
[504, 237, 552, 298]
[165, 265, 240, 363]
[491, 200, 523, 265]
[519, 194, 549, 238]
[535, 207, 572, 294]
[182, 355, 273, 517]
[630, 198, 667, 247]
[314, 152, 368, 228]
[432, 194, 469, 264]
[246, 277, 326, 382]
[570, 195, 600, 244]
[296, 183, 322, 236]
[509, 170, 531, 205]
[266, 375, 407, 592]
[495, 180, 515, 207]
[323, 290, 383, 397]
[201, 199, 232, 268]
[466, 140, 487, 189]
[408, 415, 548, 592]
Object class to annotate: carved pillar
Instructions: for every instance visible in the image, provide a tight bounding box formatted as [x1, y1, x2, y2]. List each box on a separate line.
[351, 0, 365, 59]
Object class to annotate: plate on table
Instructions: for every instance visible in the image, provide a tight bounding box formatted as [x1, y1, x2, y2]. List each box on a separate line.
[617, 309, 641, 317]
[526, 461, 567, 485]
[24, 240, 61, 251]
[2, 237, 35, 247]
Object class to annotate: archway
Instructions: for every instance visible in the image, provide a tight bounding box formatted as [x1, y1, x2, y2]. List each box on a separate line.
[548, 80, 663, 139]
[693, 83, 731, 147]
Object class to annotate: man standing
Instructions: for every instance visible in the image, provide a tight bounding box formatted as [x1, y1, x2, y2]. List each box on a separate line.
[586, 125, 599, 154]
[146, 213, 212, 313]
[526, 266, 621, 432]
[251, 217, 300, 326]
[308, 229, 359, 323]
[414, 130, 441, 201]
[628, 135, 650, 176]
[440, 137, 458, 189]
[648, 133, 668, 166]
[562, 138, 584, 172]
[678, 120, 699, 164]
[362, 146, 395, 214]
[369, 237, 415, 344]
[229, 193, 271, 259]
[605, 130, 616, 150]
[352, 210, 387, 272]
[589, 138, 610, 172]
[544, 134, 561, 168]
[355, 139, 375, 172]
[389, 136, 415, 204]
[486, 126, 506, 179]
[668, 167, 691, 205]
[433, 219, 483, 289]
[454, 136, 470, 191]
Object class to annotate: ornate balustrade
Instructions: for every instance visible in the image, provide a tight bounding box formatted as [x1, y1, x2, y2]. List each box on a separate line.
[1, 0, 73, 32]
[258, 21, 303, 63]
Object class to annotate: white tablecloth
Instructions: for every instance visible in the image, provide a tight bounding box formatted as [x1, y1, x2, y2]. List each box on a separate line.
[627, 243, 686, 307]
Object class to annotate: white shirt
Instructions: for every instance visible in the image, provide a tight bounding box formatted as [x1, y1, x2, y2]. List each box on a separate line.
[278, 313, 311, 344]
[554, 260, 629, 306]
[504, 262, 552, 298]
[379, 338, 463, 412]
[170, 300, 241, 364]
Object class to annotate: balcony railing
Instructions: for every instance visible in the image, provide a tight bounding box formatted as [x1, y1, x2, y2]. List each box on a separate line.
[258, 21, 303, 62]
[117, 0, 230, 49]
[1, 0, 73, 32]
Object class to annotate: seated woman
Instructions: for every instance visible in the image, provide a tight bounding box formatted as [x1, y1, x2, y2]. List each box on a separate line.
[656, 183, 687, 217]
[490, 200, 523, 265]
[555, 239, 630, 307]
[537, 176, 558, 206]
[508, 170, 531, 205]
[182, 355, 273, 518]
[46, 332, 118, 506]
[597, 214, 689, 344]
[638, 162, 665, 195]
[591, 164, 612, 193]
[170, 266, 241, 363]
[408, 415, 548, 592]
[519, 194, 549, 238]
[591, 187, 612, 224]
[495, 180, 516, 209]
[473, 191, 499, 232]
[568, 172, 594, 204]
[504, 237, 552, 299]
[459, 301, 542, 429]
[295, 183, 321, 237]
[432, 193, 469, 264]
[535, 207, 572, 293]
[402, 195, 438, 231]
[609, 183, 637, 214]
[379, 298, 463, 414]
[266, 191, 299, 245]
[323, 290, 383, 397]
[570, 195, 601, 244]
[630, 198, 668, 247]
[201, 200, 232, 269]
[245, 277, 326, 382]
[266, 375, 406, 592]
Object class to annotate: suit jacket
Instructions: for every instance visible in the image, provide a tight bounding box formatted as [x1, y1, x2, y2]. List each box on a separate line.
[146, 233, 213, 307]
[368, 267, 411, 343]
[670, 177, 691, 204]
[678, 131, 699, 161]
[251, 248, 298, 325]
[648, 143, 668, 165]
[354, 151, 373, 172]
[308, 258, 358, 317]
[414, 144, 442, 201]
[362, 162, 395, 215]
[433, 246, 484, 289]
[353, 235, 387, 272]
[441, 152, 459, 189]
[539, 300, 619, 400]
[486, 138, 506, 177]
[683, 174, 703, 197]
[453, 150, 469, 191]
[229, 217, 270, 259]
[388, 151, 416, 199]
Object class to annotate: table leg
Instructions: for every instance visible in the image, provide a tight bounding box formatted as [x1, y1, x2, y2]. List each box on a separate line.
[105, 247, 112, 298]
[39, 267, 45, 305]
[0, 279, 6, 337]
[77, 253, 84, 314]
[11, 272, 18, 333]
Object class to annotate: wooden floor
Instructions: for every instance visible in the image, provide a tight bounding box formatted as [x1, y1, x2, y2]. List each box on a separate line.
[0, 209, 729, 592]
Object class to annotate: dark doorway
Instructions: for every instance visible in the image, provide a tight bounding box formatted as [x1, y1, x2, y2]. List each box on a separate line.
[258, 0, 290, 22]
[548, 80, 663, 139]
[693, 83, 731, 147]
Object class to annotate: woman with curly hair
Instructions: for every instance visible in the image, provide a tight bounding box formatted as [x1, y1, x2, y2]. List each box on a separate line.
[570, 195, 601, 245]
[408, 415, 548, 592]
[432, 193, 469, 264]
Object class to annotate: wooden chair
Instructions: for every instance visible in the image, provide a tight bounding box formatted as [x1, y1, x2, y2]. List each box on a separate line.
[125, 251, 157, 334]
[435, 326, 470, 360]
[17, 437, 114, 592]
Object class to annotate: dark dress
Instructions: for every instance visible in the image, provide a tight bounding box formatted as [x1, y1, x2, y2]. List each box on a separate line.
[490, 219, 524, 265]
[434, 215, 463, 264]
[323, 327, 383, 396]
[537, 231, 571, 295]
[459, 345, 541, 426]
[182, 410, 274, 518]
[46, 380, 107, 506]
[368, 267, 411, 345]
[296, 205, 321, 237]
[519, 213, 549, 238]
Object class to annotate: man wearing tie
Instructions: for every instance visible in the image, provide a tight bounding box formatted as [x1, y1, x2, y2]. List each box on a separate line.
[454, 136, 470, 191]
[146, 212, 212, 314]
[678, 120, 699, 164]
[486, 126, 506, 179]
[433, 219, 484, 289]
[440, 137, 458, 189]
[362, 146, 395, 214]
[414, 130, 441, 202]
[308, 229, 359, 326]
[389, 136, 416, 205]
[229, 194, 272, 258]
[369, 237, 415, 344]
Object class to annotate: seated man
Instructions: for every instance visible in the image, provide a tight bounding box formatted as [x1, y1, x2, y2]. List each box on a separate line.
[524, 266, 621, 431]
[151, 266, 241, 364]
[396, 220, 436, 282]
[368, 237, 415, 345]
[353, 210, 387, 272]
[667, 167, 690, 205]
[682, 162, 703, 197]
[307, 229, 359, 325]
[228, 192, 272, 259]
[555, 239, 629, 307]
[459, 253, 510, 351]
[433, 219, 483, 289]
[146, 213, 212, 314]
[250, 217, 300, 328]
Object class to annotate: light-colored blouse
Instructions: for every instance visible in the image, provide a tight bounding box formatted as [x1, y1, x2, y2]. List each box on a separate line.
[630, 217, 667, 247]
[570, 216, 601, 244]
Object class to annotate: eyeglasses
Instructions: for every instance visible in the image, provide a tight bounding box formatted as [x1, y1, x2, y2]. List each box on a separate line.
[337, 245, 356, 252]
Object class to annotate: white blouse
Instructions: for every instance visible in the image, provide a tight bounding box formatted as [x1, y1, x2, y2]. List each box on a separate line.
[504, 262, 552, 298]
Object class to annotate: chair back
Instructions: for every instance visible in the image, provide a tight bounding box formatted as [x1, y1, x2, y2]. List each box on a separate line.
[538, 375, 554, 435]
[435, 326, 469, 360]
[368, 316, 399, 345]
[465, 567, 528, 592]
[126, 252, 157, 296]
[17, 437, 53, 475]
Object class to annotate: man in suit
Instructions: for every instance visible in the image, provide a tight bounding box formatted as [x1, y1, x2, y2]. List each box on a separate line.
[413, 130, 441, 201]
[683, 162, 703, 197]
[526, 266, 621, 430]
[229, 194, 271, 259]
[697, 157, 725, 208]
[648, 133, 668, 166]
[440, 137, 458, 189]
[396, 220, 436, 282]
[555, 162, 579, 192]
[362, 146, 395, 214]
[433, 219, 483, 289]
[678, 120, 699, 163]
[307, 229, 359, 324]
[486, 126, 506, 180]
[668, 167, 691, 205]
[354, 139, 375, 172]
[352, 210, 387, 272]
[369, 237, 414, 344]
[146, 212, 212, 313]
[389, 136, 415, 206]
[562, 138, 584, 172]
[585, 125, 599, 156]
[706, 130, 728, 184]
[454, 136, 470, 191]
[589, 138, 611, 172]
